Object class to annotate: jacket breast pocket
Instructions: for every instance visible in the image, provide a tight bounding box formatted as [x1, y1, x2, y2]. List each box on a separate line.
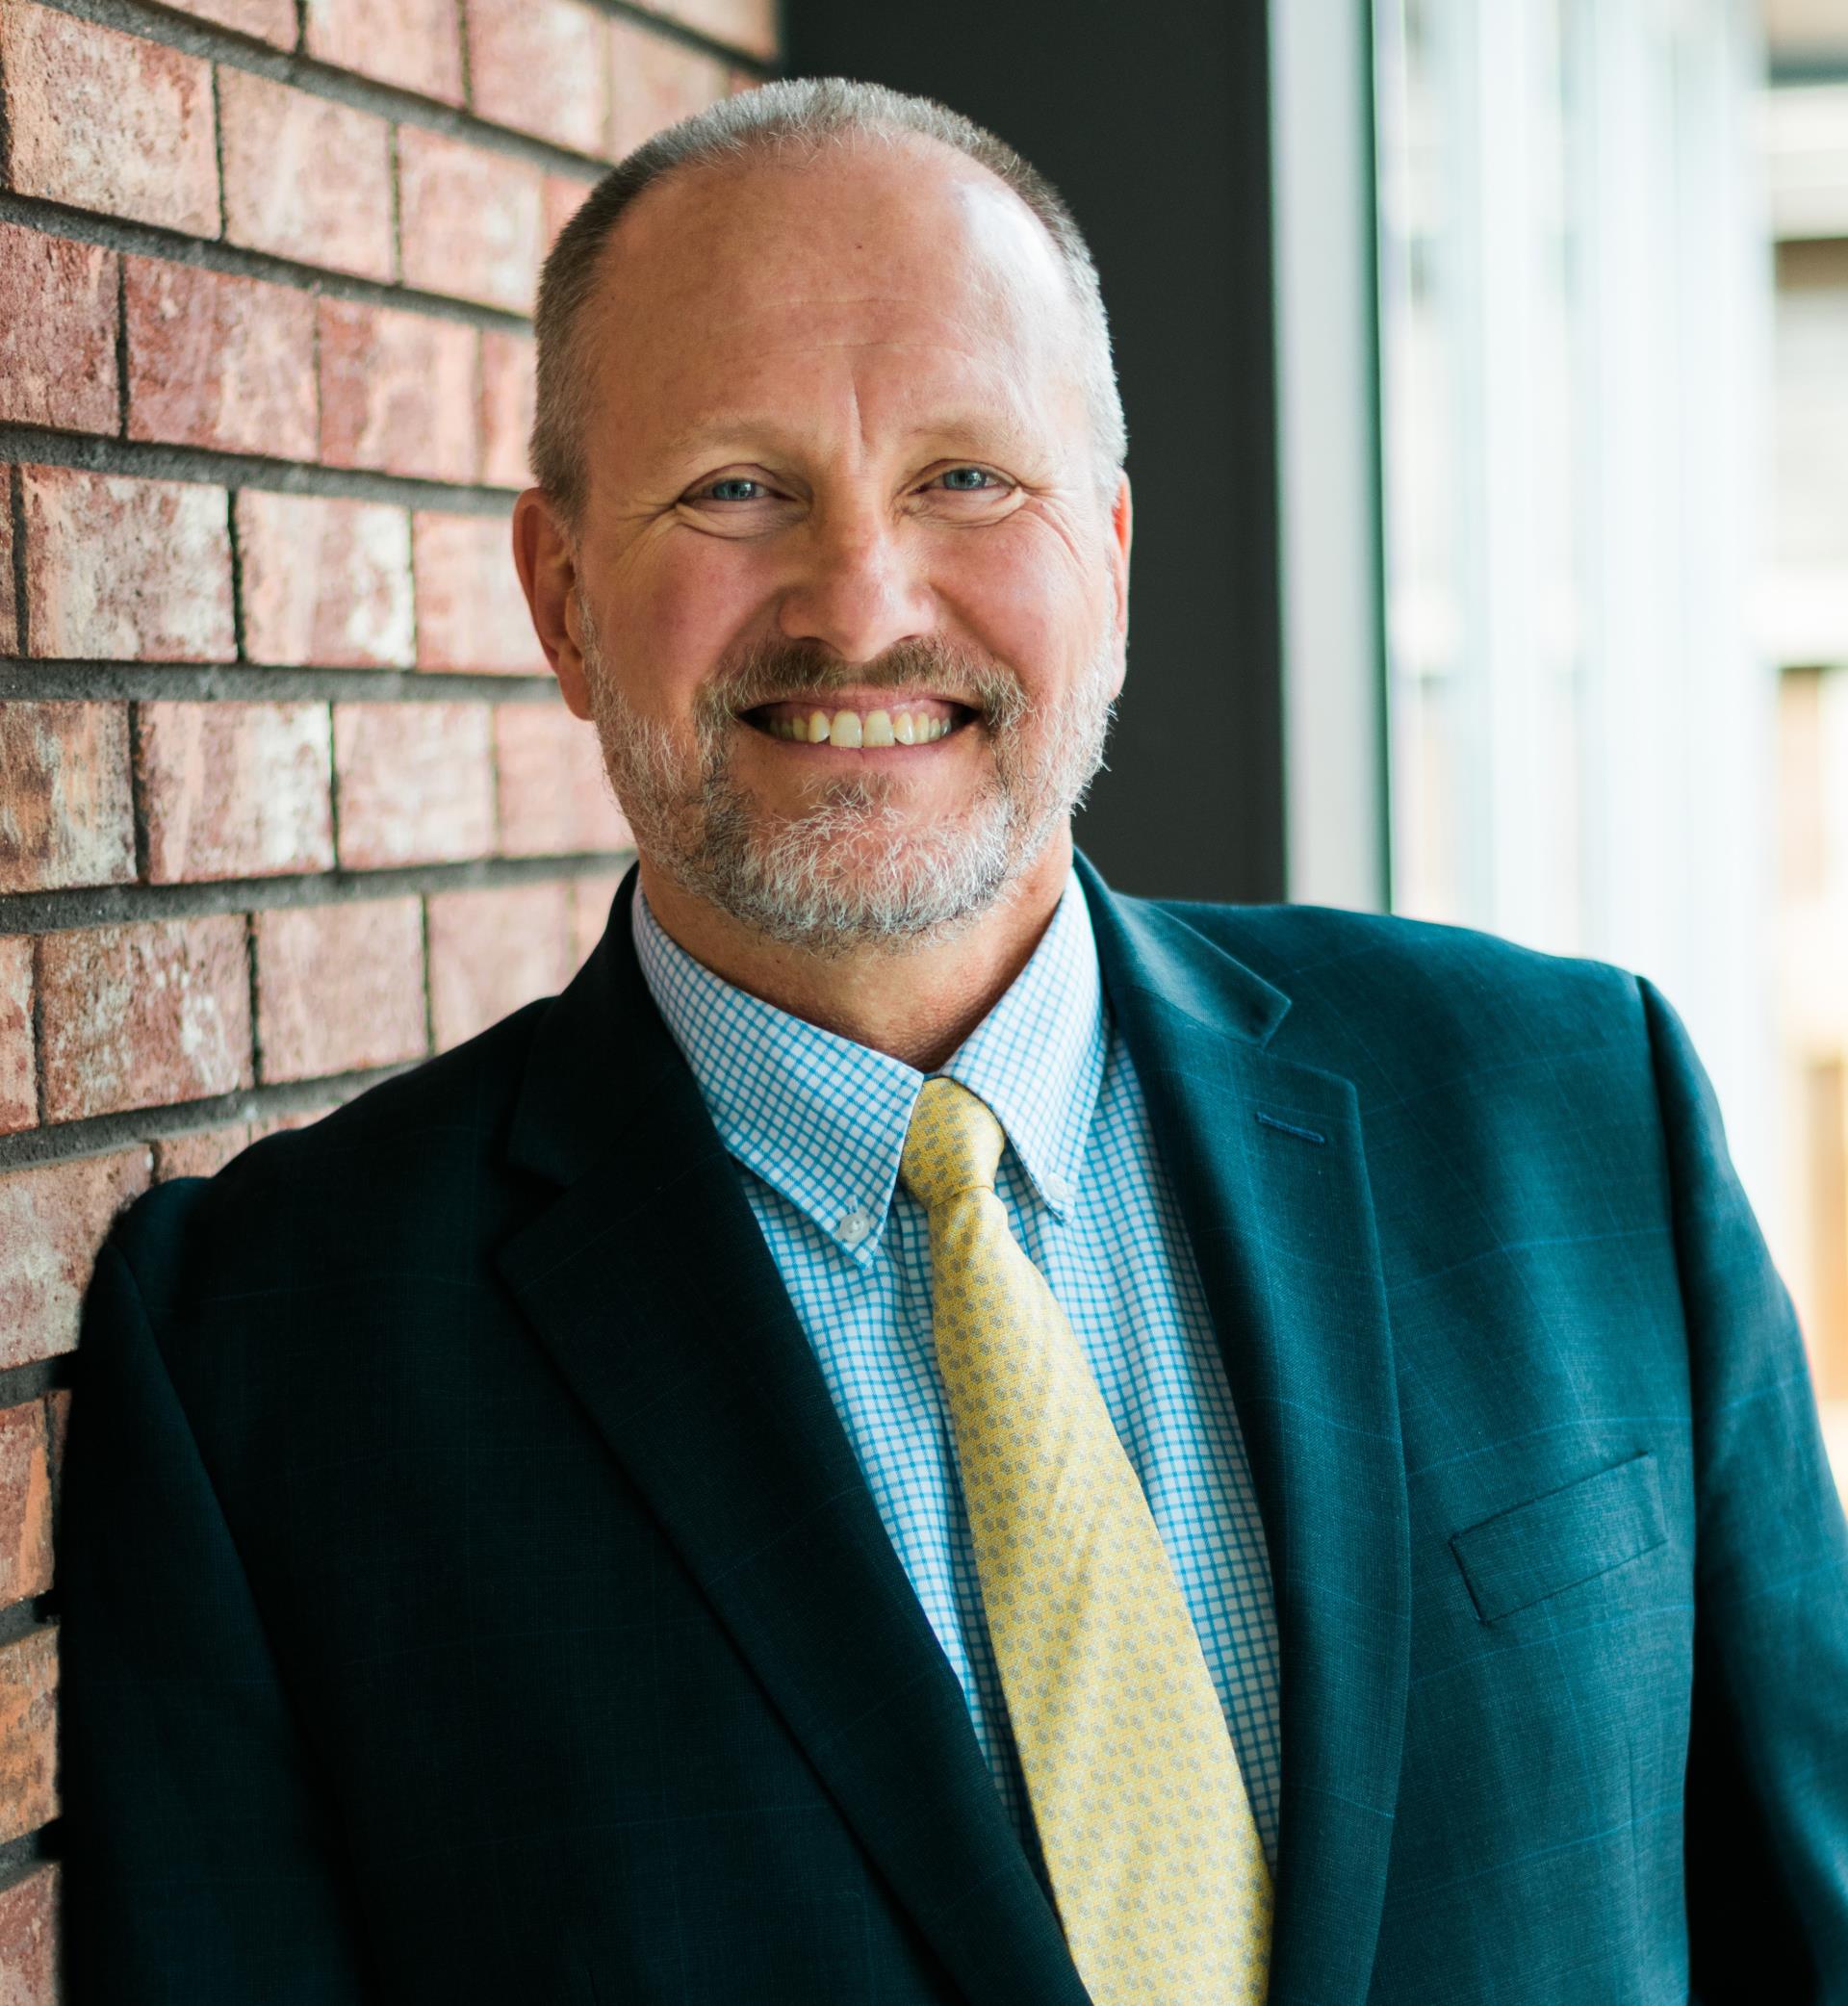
[1450, 1449, 1668, 1624]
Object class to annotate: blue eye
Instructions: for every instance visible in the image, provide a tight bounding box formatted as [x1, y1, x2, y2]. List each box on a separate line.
[937, 467, 997, 491]
[701, 477, 766, 502]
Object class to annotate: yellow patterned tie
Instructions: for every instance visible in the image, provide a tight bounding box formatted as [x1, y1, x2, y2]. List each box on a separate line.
[900, 1076, 1272, 2005]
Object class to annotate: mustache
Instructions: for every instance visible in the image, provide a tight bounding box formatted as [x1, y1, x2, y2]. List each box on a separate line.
[693, 637, 1032, 731]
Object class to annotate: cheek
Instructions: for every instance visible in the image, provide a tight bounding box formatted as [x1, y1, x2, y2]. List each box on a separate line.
[945, 523, 1112, 692]
[608, 538, 762, 718]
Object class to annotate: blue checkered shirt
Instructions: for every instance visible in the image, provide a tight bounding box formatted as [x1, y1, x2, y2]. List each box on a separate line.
[632, 870, 1282, 1874]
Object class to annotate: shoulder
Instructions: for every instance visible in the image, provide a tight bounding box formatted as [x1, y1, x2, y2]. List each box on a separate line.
[1155, 895, 1637, 1003]
[1134, 894, 1651, 1083]
[108, 995, 553, 1317]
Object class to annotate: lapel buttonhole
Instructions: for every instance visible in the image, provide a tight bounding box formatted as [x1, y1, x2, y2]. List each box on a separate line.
[1255, 1110, 1327, 1146]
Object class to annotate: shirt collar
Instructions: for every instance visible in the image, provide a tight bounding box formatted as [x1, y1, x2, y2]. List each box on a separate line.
[631, 869, 1107, 1263]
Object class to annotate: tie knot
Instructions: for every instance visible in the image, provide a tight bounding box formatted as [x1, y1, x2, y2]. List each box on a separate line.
[900, 1077, 1006, 1211]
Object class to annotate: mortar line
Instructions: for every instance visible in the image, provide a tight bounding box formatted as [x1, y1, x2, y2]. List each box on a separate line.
[113, 256, 131, 441]
[0, 422, 522, 513]
[385, 119, 404, 290]
[27, 937, 45, 1131]
[0, 850, 637, 936]
[207, 53, 228, 239]
[123, 701, 152, 884]
[244, 906, 264, 1093]
[0, 661, 561, 701]
[8, 467, 29, 661]
[418, 892, 437, 1059]
[0, 193, 537, 334]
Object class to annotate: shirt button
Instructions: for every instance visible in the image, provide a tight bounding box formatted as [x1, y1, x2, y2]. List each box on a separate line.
[1043, 1173, 1071, 1208]
[835, 1208, 874, 1248]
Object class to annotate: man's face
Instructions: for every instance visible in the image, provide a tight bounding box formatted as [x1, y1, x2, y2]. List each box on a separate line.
[550, 138, 1131, 954]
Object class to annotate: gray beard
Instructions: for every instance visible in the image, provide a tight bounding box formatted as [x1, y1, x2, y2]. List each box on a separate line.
[578, 604, 1116, 958]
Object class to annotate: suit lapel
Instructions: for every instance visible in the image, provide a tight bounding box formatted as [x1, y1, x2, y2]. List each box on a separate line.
[1077, 852, 1410, 2006]
[497, 859, 1410, 2006]
[494, 869, 1091, 2006]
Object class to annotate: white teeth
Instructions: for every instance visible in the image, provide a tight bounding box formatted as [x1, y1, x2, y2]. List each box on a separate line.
[767, 707, 959, 745]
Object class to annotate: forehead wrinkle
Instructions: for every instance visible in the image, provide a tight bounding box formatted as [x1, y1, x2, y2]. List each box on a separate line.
[653, 399, 1047, 472]
[647, 337, 1051, 468]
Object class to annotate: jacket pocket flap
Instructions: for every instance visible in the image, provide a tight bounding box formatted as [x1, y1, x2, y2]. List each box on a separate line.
[1450, 1450, 1667, 1624]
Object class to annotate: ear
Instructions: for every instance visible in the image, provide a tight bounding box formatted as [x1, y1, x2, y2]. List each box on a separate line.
[511, 489, 593, 721]
[1105, 470, 1132, 699]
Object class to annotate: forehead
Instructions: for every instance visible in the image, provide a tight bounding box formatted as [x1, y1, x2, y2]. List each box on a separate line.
[577, 139, 1087, 466]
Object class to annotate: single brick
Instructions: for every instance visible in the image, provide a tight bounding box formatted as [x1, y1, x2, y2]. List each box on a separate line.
[124, 257, 318, 461]
[0, 704, 136, 895]
[413, 512, 541, 674]
[237, 491, 415, 668]
[0, 5, 218, 235]
[153, 1124, 253, 1181]
[396, 126, 544, 314]
[136, 702, 335, 883]
[571, 871, 624, 964]
[20, 466, 235, 662]
[466, 0, 607, 154]
[495, 703, 631, 855]
[37, 916, 253, 1123]
[0, 1149, 151, 1367]
[0, 224, 118, 434]
[608, 15, 732, 155]
[0, 1861, 60, 2003]
[302, 0, 463, 103]
[0, 1404, 53, 1606]
[254, 899, 426, 1082]
[332, 703, 495, 867]
[636, 0, 774, 59]
[0, 1630, 57, 1842]
[318, 299, 478, 485]
[479, 330, 536, 488]
[0, 939, 32, 1136]
[543, 174, 594, 251]
[218, 69, 394, 283]
[163, 0, 296, 43]
[426, 882, 573, 1052]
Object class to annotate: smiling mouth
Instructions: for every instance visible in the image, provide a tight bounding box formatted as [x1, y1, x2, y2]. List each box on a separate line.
[739, 698, 977, 748]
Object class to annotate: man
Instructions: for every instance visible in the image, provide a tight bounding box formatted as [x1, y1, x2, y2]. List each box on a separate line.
[59, 76, 1848, 2006]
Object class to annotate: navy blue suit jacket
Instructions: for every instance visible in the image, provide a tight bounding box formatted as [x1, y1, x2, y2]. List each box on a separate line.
[58, 855, 1848, 2001]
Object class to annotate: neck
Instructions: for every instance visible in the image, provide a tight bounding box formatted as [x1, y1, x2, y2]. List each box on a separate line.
[636, 831, 1075, 1071]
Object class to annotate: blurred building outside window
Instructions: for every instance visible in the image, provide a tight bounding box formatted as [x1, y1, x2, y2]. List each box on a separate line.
[1762, 0, 1848, 1480]
[1373, 0, 1848, 1496]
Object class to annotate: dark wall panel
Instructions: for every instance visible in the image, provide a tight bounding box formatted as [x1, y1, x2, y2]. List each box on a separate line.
[783, 0, 1286, 903]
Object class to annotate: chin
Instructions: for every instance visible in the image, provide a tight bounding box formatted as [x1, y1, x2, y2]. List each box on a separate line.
[678, 787, 1031, 957]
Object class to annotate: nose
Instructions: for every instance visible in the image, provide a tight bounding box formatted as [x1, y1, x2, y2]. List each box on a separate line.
[775, 500, 936, 665]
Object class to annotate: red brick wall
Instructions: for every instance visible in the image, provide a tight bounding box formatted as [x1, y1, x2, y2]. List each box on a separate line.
[0, 0, 774, 1985]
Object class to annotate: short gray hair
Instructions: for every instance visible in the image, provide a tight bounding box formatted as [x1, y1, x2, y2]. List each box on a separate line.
[529, 76, 1127, 536]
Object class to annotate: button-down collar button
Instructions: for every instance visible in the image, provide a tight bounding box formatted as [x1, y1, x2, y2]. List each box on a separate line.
[835, 1208, 874, 1248]
[1043, 1172, 1071, 1208]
